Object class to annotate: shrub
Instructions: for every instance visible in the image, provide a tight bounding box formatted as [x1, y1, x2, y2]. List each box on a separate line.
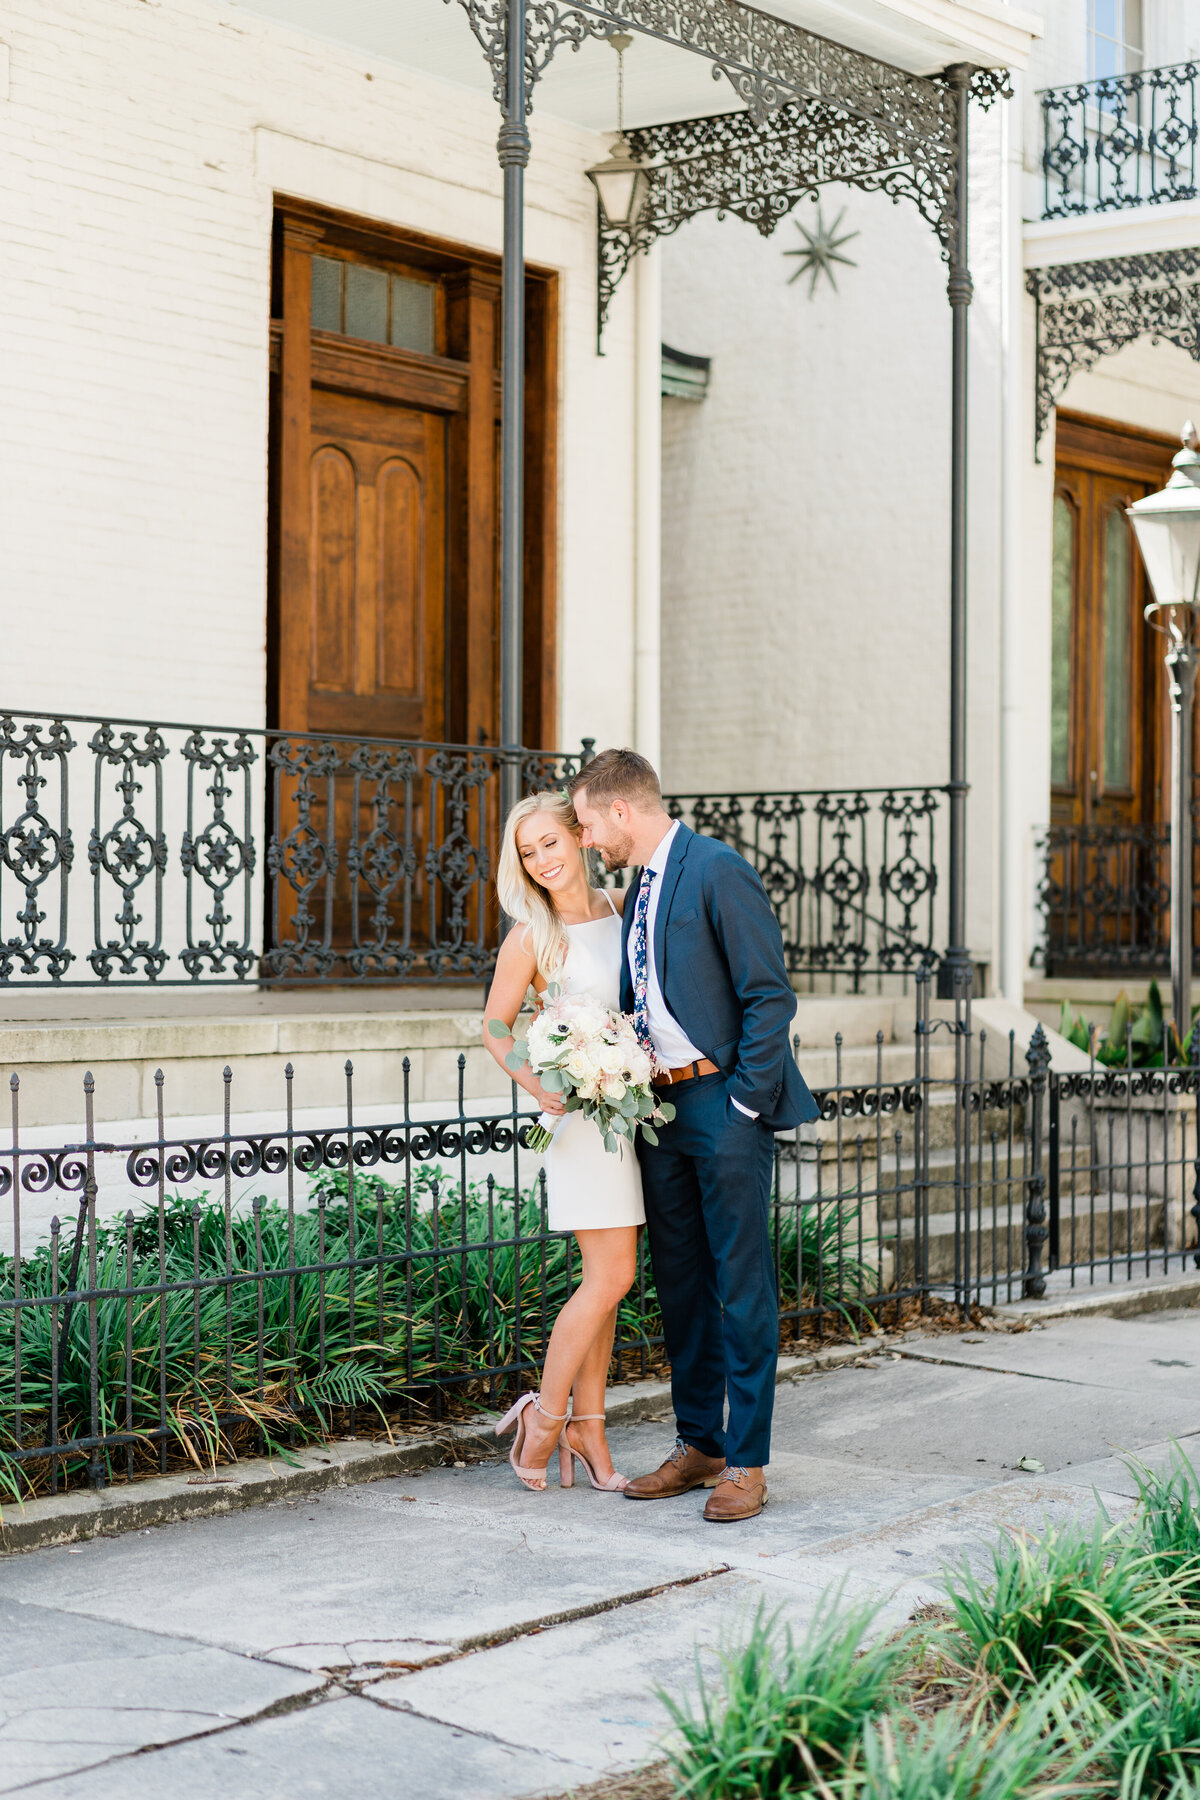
[659, 1595, 910, 1799]
[856, 1677, 1117, 1800]
[1123, 1445, 1200, 1600]
[940, 1523, 1200, 1695]
[1100, 1665, 1200, 1799]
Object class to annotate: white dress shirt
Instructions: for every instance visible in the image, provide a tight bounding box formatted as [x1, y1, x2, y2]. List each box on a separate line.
[629, 820, 758, 1117]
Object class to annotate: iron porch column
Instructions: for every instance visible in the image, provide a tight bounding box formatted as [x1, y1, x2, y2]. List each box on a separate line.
[1167, 634, 1197, 1043]
[498, 0, 529, 826]
[940, 64, 973, 999]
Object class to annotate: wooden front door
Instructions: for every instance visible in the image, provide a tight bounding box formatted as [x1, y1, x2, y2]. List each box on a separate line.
[304, 390, 445, 743]
[1051, 412, 1176, 831]
[267, 202, 559, 975]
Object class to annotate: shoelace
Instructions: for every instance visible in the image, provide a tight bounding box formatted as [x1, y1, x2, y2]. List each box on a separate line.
[718, 1466, 749, 1486]
[666, 1438, 691, 1465]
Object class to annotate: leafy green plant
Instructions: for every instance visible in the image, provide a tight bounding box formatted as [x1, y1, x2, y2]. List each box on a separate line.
[856, 1675, 1121, 1800]
[1099, 1665, 1200, 1799]
[1122, 1444, 1200, 1599]
[940, 1523, 1200, 1694]
[0, 1167, 877, 1499]
[659, 1595, 910, 1799]
[1059, 980, 1194, 1069]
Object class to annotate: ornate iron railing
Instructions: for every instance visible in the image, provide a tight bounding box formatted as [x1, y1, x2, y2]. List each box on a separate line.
[1035, 820, 1186, 976]
[666, 786, 947, 986]
[1040, 60, 1200, 219]
[0, 709, 949, 987]
[0, 710, 588, 986]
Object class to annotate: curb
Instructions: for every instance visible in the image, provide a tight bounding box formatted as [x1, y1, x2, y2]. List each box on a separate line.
[0, 1338, 882, 1557]
[994, 1270, 1200, 1326]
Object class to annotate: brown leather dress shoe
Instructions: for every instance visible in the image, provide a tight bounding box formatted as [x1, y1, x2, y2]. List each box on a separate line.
[623, 1438, 725, 1500]
[703, 1466, 768, 1521]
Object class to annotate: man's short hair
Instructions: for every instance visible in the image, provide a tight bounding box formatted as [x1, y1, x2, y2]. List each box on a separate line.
[570, 747, 662, 810]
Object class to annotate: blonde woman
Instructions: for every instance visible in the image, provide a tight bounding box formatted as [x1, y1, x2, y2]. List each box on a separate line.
[484, 791, 644, 1493]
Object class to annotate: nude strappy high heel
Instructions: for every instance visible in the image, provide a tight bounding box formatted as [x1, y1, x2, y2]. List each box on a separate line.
[558, 1411, 629, 1493]
[494, 1392, 568, 1491]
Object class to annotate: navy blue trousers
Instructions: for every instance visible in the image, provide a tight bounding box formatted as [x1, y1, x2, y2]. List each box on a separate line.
[636, 1071, 777, 1468]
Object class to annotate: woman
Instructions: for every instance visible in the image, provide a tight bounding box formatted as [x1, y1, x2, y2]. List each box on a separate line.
[483, 790, 644, 1493]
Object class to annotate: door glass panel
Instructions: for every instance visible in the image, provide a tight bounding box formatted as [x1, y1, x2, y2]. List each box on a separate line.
[1103, 503, 1132, 788]
[345, 264, 389, 344]
[311, 256, 343, 332]
[1051, 493, 1074, 787]
[309, 254, 436, 354]
[390, 276, 435, 355]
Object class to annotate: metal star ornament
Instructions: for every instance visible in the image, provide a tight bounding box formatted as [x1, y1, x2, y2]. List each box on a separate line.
[783, 203, 859, 298]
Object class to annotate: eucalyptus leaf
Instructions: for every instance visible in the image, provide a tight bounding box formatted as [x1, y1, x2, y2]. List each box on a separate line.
[540, 1068, 565, 1092]
[504, 1051, 525, 1073]
[486, 1018, 511, 1039]
[641, 1124, 659, 1147]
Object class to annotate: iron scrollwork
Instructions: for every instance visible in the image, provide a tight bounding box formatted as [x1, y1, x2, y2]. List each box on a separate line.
[87, 723, 168, 980]
[1040, 60, 1199, 221]
[598, 93, 959, 336]
[0, 715, 75, 981]
[667, 784, 945, 988]
[595, 63, 1008, 337]
[180, 730, 257, 980]
[1027, 245, 1200, 451]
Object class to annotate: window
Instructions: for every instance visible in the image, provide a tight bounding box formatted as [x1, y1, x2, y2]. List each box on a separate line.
[1051, 493, 1075, 788]
[1102, 504, 1132, 789]
[1088, 0, 1143, 82]
[310, 254, 436, 355]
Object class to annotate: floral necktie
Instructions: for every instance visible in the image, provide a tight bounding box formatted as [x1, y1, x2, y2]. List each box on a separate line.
[631, 867, 657, 1062]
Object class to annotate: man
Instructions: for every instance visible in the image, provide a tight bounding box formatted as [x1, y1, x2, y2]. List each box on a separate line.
[570, 748, 818, 1521]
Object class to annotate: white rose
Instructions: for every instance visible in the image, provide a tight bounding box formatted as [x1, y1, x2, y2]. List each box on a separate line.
[601, 1074, 627, 1102]
[566, 1050, 590, 1079]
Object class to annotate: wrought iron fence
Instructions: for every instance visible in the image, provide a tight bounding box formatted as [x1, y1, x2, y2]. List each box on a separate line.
[666, 786, 947, 987]
[0, 710, 589, 986]
[4, 972, 1196, 1497]
[1035, 819, 1187, 976]
[1041, 59, 1200, 219]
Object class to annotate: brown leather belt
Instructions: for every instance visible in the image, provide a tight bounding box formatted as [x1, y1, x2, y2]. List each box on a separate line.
[652, 1058, 720, 1088]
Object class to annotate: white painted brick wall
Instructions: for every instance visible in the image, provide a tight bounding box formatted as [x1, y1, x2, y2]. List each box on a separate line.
[0, 0, 640, 751]
[659, 118, 1006, 965]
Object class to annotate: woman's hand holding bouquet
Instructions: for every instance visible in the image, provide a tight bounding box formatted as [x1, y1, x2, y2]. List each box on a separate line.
[488, 988, 676, 1154]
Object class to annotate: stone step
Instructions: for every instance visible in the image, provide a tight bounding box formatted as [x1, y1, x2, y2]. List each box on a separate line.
[888, 1192, 1171, 1283]
[796, 1041, 957, 1088]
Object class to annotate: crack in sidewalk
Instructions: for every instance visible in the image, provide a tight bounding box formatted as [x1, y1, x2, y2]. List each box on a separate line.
[350, 1563, 731, 1690]
[3, 1675, 341, 1793]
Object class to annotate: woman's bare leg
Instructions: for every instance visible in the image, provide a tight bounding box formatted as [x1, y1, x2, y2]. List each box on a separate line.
[518, 1228, 637, 1474]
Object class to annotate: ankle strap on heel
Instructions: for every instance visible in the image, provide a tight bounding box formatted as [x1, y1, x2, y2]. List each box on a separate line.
[533, 1395, 568, 1422]
[568, 1412, 605, 1422]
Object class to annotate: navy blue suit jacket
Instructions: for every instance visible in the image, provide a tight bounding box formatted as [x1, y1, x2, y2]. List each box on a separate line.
[619, 824, 819, 1132]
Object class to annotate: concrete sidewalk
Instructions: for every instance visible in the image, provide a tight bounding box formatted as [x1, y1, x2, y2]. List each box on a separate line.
[4, 1307, 1200, 1798]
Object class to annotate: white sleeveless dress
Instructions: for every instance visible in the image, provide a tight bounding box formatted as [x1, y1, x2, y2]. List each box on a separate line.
[543, 893, 647, 1233]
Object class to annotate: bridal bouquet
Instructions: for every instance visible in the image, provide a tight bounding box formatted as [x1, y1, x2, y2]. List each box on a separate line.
[489, 990, 676, 1155]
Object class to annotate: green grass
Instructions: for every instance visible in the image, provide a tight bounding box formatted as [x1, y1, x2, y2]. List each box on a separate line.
[659, 1595, 911, 1799]
[1099, 1665, 1200, 1798]
[0, 1166, 877, 1499]
[1123, 1444, 1200, 1599]
[856, 1677, 1119, 1800]
[939, 1521, 1200, 1695]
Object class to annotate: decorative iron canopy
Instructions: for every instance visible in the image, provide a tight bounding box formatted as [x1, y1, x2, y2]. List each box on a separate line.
[1027, 247, 1200, 451]
[596, 67, 1009, 338]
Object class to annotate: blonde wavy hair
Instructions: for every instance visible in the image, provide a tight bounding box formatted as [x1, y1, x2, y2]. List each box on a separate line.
[497, 790, 591, 983]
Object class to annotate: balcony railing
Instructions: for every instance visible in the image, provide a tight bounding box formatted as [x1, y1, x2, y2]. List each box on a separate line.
[0, 711, 587, 987]
[1036, 820, 1181, 976]
[667, 787, 947, 986]
[1040, 60, 1200, 219]
[0, 709, 948, 988]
